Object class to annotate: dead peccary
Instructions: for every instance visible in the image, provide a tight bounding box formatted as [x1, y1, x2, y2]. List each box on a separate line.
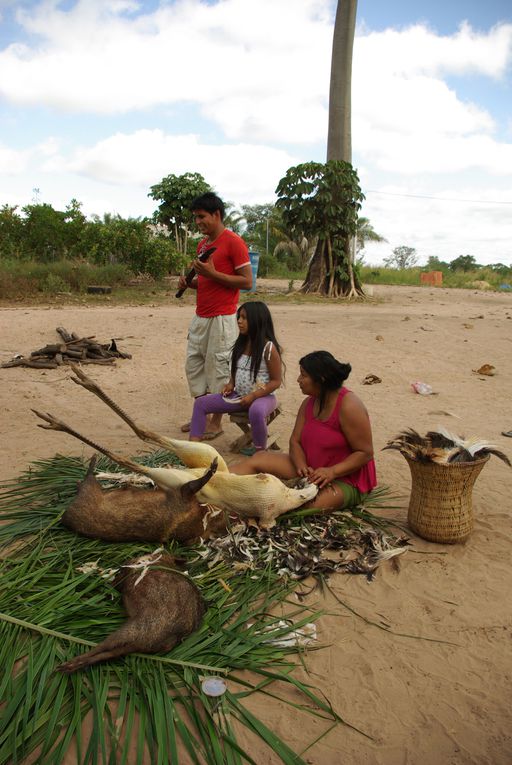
[57, 551, 206, 673]
[62, 454, 227, 544]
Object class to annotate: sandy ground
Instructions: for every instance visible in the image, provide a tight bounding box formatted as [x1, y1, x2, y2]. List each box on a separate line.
[1, 282, 511, 764]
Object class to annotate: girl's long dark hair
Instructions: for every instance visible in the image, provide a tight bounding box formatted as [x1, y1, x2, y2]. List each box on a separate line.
[299, 351, 351, 413]
[231, 302, 283, 381]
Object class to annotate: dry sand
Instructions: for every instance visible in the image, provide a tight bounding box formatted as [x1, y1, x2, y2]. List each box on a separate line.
[1, 282, 511, 764]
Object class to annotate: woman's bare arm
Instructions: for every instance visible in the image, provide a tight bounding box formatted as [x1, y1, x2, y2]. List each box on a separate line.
[308, 393, 374, 489]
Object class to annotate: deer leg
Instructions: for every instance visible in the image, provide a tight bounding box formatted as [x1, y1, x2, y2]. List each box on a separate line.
[68, 364, 170, 451]
[32, 409, 152, 478]
[57, 639, 140, 673]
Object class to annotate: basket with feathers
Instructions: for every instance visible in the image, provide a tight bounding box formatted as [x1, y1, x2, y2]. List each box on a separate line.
[383, 428, 511, 544]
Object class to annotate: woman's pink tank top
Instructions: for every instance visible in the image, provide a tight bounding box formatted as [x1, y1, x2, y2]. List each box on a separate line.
[300, 388, 377, 493]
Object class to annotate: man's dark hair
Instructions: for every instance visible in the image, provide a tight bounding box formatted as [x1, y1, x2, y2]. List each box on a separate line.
[190, 192, 225, 221]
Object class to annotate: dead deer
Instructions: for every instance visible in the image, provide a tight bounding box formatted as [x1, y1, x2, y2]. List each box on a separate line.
[33, 366, 318, 528]
[62, 454, 227, 544]
[57, 551, 205, 673]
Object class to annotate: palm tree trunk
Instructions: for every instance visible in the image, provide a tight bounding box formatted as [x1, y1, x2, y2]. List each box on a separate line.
[327, 0, 357, 162]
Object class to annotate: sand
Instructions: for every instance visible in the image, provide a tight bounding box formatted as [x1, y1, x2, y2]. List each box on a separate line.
[1, 282, 511, 764]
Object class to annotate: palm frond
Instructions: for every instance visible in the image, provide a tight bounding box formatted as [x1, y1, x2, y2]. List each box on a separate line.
[2, 451, 386, 764]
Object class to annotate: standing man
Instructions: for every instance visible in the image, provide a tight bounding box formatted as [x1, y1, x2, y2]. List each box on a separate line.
[179, 192, 252, 438]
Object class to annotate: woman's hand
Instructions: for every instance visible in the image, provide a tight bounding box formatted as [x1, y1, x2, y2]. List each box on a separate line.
[292, 462, 312, 479]
[222, 382, 235, 396]
[309, 466, 337, 489]
[239, 393, 255, 408]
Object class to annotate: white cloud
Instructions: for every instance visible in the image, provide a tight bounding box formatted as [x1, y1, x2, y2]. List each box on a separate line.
[357, 21, 512, 79]
[0, 145, 28, 174]
[56, 129, 299, 204]
[1, 1, 512, 263]
[360, 183, 512, 264]
[0, 0, 331, 146]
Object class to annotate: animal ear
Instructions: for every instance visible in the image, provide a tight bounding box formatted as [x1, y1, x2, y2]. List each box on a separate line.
[180, 458, 218, 500]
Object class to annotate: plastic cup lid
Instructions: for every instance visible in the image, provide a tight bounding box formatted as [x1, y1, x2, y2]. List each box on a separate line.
[201, 677, 227, 697]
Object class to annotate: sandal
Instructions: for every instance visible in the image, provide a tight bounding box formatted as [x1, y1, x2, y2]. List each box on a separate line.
[239, 446, 258, 456]
[501, 430, 512, 438]
[180, 422, 191, 433]
[201, 430, 224, 441]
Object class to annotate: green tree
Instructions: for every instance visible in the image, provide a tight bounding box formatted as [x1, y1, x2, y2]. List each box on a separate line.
[275, 160, 364, 296]
[488, 263, 511, 276]
[0, 205, 24, 258]
[449, 255, 479, 272]
[21, 203, 68, 261]
[148, 172, 212, 256]
[384, 246, 418, 269]
[356, 216, 386, 261]
[425, 255, 449, 271]
[79, 214, 185, 277]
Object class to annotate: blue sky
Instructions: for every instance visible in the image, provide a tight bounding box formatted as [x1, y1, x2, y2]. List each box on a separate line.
[0, 0, 511, 265]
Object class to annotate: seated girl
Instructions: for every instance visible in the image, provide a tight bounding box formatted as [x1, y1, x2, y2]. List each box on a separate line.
[189, 301, 283, 454]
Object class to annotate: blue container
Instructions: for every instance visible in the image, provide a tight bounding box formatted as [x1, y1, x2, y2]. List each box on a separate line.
[242, 251, 260, 292]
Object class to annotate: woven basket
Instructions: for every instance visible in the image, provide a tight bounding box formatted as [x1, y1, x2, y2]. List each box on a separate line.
[405, 455, 489, 544]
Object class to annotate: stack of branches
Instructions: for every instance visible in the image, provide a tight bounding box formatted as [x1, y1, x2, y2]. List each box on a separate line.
[384, 427, 511, 466]
[1, 326, 132, 369]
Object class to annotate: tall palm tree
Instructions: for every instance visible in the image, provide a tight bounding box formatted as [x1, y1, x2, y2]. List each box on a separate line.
[327, 0, 357, 162]
[302, 0, 361, 297]
[356, 217, 387, 259]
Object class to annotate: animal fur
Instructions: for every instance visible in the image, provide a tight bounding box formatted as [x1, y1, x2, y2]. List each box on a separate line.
[57, 551, 205, 673]
[62, 455, 227, 544]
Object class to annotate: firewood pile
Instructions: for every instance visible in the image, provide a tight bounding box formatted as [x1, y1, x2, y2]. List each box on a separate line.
[1, 327, 132, 369]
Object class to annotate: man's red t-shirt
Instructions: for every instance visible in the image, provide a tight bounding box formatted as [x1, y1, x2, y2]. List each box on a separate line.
[195, 230, 250, 318]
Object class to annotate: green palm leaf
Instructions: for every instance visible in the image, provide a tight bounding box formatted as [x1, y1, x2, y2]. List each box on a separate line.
[0, 451, 397, 764]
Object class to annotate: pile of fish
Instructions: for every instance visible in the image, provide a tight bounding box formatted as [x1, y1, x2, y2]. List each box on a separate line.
[384, 428, 511, 466]
[193, 517, 410, 583]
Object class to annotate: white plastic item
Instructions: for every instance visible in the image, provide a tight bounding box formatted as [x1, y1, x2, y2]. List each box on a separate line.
[201, 677, 227, 697]
[411, 381, 433, 395]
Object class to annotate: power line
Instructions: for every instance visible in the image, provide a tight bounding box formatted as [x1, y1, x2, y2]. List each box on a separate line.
[365, 189, 512, 205]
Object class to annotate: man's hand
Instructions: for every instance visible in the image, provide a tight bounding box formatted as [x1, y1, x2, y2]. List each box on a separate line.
[178, 275, 188, 290]
[193, 258, 216, 278]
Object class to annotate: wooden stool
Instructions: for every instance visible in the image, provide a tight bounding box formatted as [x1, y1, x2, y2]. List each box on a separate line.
[229, 405, 282, 453]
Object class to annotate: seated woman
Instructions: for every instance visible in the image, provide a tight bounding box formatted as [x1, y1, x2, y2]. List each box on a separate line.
[230, 350, 377, 511]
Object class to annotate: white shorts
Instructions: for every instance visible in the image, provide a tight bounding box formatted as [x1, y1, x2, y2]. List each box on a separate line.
[185, 314, 239, 398]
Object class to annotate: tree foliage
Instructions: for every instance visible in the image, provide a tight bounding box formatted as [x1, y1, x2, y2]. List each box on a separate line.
[425, 255, 449, 271]
[148, 172, 212, 255]
[356, 217, 386, 262]
[384, 245, 418, 269]
[449, 254, 478, 272]
[275, 160, 364, 296]
[0, 200, 185, 278]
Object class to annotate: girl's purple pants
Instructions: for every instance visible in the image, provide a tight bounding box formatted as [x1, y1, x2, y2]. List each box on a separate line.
[190, 392, 278, 449]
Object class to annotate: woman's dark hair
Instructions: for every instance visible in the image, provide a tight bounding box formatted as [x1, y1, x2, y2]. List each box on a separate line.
[190, 192, 225, 221]
[299, 351, 351, 412]
[231, 302, 283, 382]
